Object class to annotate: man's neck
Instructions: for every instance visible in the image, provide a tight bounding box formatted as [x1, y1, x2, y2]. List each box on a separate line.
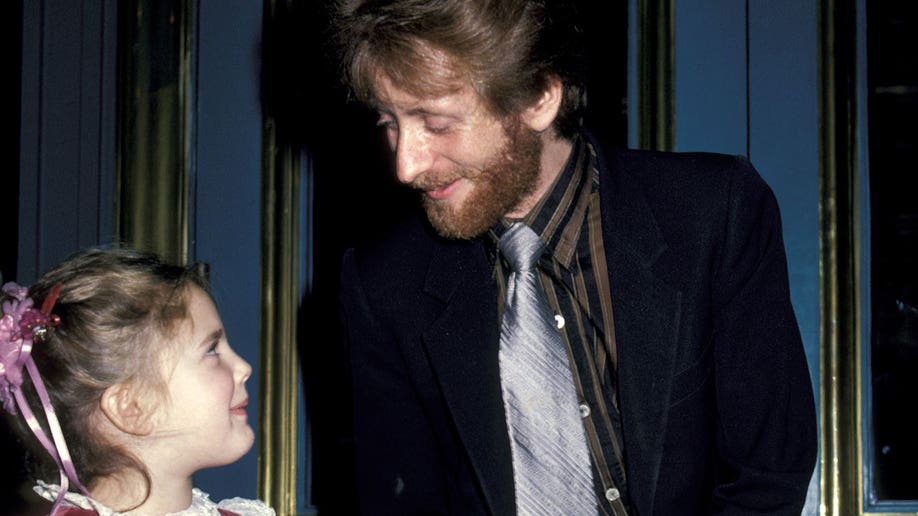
[505, 131, 573, 219]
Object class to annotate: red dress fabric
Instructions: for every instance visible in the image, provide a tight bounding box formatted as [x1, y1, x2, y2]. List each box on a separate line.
[55, 505, 240, 515]
[56, 508, 96, 516]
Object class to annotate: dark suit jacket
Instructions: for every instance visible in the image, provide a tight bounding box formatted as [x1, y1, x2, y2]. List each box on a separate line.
[339, 135, 817, 515]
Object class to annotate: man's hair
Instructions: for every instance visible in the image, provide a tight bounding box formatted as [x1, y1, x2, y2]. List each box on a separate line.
[335, 0, 587, 138]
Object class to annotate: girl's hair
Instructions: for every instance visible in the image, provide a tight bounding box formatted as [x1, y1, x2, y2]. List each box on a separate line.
[5, 248, 207, 500]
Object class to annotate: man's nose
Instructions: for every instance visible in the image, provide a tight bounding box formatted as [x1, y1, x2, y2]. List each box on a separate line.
[395, 126, 433, 185]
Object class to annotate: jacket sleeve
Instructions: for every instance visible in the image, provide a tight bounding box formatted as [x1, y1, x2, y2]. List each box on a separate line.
[710, 160, 817, 514]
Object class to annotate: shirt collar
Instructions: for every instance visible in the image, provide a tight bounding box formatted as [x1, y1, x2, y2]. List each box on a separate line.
[529, 134, 595, 266]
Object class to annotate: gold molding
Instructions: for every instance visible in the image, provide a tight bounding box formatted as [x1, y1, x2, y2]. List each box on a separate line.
[636, 0, 675, 151]
[258, 91, 302, 515]
[258, 2, 306, 513]
[818, 0, 864, 514]
[116, 0, 193, 263]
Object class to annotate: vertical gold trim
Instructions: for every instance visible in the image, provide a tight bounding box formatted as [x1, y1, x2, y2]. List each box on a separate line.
[821, 0, 918, 512]
[116, 0, 193, 263]
[636, 0, 675, 151]
[818, 0, 863, 514]
[258, 64, 302, 516]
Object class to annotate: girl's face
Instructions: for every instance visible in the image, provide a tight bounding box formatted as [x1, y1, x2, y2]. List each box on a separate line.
[151, 285, 254, 474]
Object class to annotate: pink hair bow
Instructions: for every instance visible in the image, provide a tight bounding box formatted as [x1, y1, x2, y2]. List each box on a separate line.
[1, 282, 90, 514]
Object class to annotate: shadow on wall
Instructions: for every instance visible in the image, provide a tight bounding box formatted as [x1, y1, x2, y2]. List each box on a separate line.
[261, 2, 415, 514]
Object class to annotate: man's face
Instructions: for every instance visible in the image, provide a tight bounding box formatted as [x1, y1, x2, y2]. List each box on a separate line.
[373, 74, 543, 239]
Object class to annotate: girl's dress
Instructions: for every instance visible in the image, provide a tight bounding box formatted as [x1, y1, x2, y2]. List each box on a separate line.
[35, 482, 275, 516]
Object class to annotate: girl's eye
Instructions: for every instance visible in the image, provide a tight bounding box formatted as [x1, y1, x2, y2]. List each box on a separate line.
[206, 342, 220, 356]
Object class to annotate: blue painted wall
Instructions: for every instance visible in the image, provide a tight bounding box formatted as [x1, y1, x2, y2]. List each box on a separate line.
[629, 1, 822, 512]
[189, 0, 263, 501]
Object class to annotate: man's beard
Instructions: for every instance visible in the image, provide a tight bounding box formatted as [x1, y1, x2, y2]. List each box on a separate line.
[412, 122, 543, 240]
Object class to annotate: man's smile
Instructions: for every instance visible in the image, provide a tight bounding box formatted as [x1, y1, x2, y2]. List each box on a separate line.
[424, 178, 463, 200]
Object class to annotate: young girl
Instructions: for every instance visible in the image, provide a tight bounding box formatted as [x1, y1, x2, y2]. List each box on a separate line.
[1, 248, 274, 515]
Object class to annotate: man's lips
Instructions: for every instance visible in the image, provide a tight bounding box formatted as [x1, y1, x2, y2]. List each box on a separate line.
[423, 178, 462, 200]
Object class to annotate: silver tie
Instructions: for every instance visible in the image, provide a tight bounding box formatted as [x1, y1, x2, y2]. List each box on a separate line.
[498, 222, 597, 515]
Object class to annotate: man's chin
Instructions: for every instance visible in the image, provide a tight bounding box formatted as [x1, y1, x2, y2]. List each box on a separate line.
[418, 120, 543, 240]
[423, 200, 498, 240]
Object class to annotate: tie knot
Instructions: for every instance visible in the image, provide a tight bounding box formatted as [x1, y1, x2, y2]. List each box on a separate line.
[499, 222, 544, 272]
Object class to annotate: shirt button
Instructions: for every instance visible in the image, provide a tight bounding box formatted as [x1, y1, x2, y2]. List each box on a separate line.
[579, 403, 590, 418]
[554, 314, 565, 329]
[605, 488, 620, 501]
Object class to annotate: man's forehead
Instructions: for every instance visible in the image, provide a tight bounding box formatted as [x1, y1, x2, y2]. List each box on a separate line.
[368, 43, 472, 104]
[371, 71, 477, 113]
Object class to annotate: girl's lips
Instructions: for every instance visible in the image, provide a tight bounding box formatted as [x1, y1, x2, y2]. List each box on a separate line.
[230, 399, 248, 416]
[425, 179, 461, 200]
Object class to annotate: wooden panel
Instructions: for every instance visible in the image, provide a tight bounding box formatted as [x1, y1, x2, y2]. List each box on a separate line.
[18, 0, 117, 282]
[673, 0, 748, 155]
[747, 0, 820, 385]
[748, 2, 821, 513]
[191, 0, 264, 503]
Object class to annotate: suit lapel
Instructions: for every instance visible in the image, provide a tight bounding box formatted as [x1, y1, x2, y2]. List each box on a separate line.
[420, 239, 516, 516]
[595, 141, 683, 515]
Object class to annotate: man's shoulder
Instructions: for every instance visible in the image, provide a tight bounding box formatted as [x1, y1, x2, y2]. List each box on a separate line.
[587, 135, 773, 213]
[586, 134, 781, 258]
[589, 137, 759, 192]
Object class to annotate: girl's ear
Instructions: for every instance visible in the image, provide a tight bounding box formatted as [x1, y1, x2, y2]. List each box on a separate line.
[100, 383, 153, 436]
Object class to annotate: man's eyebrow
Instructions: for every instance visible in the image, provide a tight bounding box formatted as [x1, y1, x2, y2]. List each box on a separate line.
[405, 107, 449, 117]
[373, 103, 460, 119]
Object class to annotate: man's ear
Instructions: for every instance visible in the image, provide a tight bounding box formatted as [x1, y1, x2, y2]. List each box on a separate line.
[100, 383, 153, 436]
[520, 76, 564, 133]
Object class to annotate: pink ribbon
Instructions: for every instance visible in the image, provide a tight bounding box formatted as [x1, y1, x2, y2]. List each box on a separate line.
[2, 283, 91, 515]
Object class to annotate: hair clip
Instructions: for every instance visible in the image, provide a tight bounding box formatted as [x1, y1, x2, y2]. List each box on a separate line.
[19, 283, 62, 343]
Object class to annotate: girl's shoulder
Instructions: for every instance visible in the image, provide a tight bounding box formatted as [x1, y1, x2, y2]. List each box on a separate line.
[34, 483, 274, 516]
[207, 490, 275, 516]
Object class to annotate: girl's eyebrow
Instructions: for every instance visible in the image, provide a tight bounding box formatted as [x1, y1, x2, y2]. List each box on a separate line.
[199, 328, 224, 347]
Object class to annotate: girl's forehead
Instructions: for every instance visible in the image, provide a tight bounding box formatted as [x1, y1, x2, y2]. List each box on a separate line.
[184, 287, 223, 337]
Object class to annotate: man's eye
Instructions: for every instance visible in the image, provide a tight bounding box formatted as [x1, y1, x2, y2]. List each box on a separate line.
[425, 124, 451, 135]
[424, 117, 452, 134]
[375, 116, 396, 130]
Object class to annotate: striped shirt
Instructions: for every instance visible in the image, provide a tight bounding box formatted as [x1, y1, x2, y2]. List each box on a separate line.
[490, 135, 630, 515]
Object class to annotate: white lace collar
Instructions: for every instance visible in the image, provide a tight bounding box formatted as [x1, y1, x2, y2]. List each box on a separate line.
[35, 481, 275, 516]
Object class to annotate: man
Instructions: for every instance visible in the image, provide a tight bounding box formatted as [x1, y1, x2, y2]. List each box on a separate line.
[336, 0, 817, 514]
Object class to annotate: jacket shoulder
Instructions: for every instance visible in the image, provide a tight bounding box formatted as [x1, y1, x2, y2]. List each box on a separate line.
[600, 145, 769, 203]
